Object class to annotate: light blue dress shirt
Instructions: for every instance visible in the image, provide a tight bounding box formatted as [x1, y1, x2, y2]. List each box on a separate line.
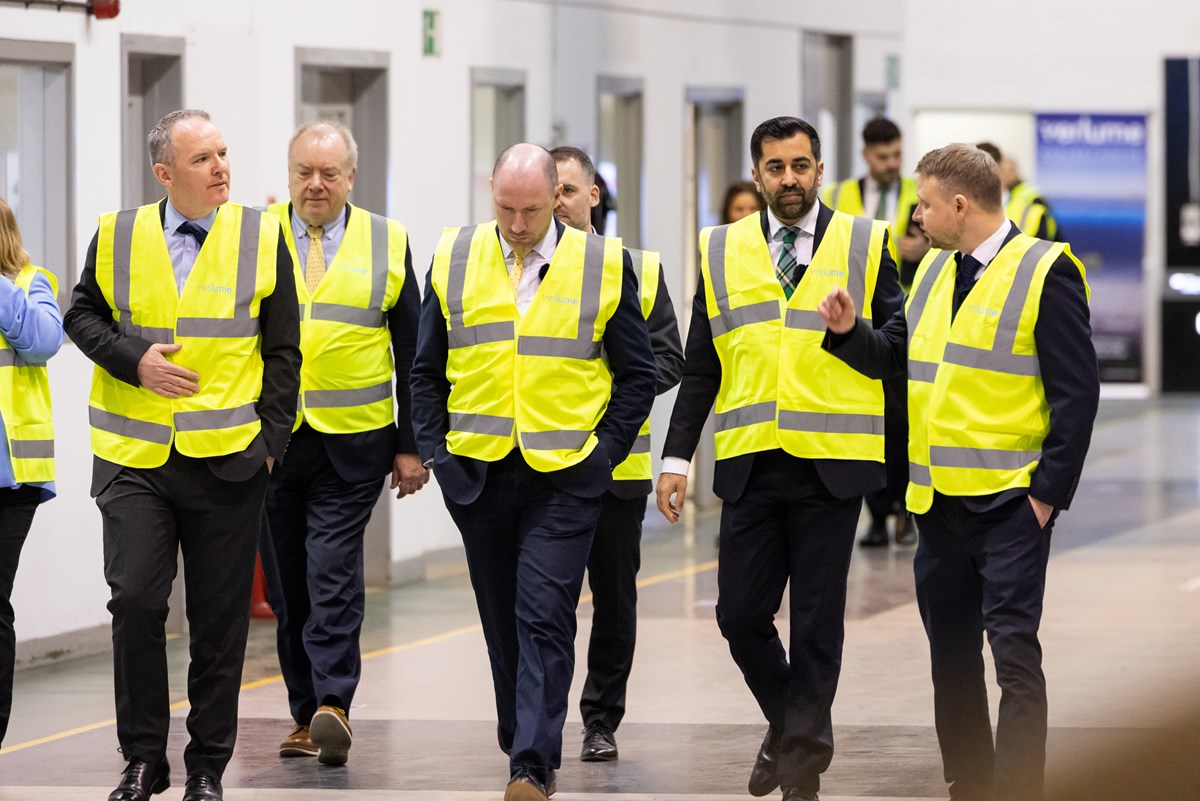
[163, 201, 217, 292]
[0, 270, 64, 501]
[291, 205, 349, 276]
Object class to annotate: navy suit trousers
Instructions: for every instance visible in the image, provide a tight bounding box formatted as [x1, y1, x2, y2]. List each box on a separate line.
[446, 451, 600, 788]
[914, 492, 1054, 801]
[260, 426, 385, 724]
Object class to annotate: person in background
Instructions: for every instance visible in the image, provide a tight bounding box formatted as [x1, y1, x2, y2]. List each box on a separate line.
[722, 180, 765, 225]
[977, 142, 1060, 241]
[550, 145, 684, 763]
[823, 116, 919, 548]
[0, 196, 64, 748]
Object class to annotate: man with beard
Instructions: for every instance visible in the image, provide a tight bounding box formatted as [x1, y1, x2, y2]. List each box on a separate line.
[655, 116, 903, 801]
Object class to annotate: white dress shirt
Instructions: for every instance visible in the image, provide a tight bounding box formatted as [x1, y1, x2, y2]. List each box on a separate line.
[862, 179, 898, 223]
[965, 220, 1014, 277]
[502, 223, 558, 315]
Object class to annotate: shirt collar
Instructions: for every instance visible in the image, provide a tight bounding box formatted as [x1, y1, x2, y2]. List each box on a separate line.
[293, 203, 349, 241]
[766, 199, 819, 241]
[967, 219, 1014, 268]
[164, 201, 216, 235]
[502, 220, 559, 262]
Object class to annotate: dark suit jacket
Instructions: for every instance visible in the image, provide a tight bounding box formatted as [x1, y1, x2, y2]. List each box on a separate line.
[662, 204, 905, 503]
[285, 204, 422, 485]
[63, 199, 302, 496]
[826, 222, 1098, 510]
[409, 219, 656, 505]
[609, 260, 684, 500]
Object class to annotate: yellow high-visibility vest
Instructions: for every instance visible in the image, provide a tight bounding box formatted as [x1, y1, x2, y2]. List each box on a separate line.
[88, 202, 278, 468]
[1007, 183, 1058, 241]
[904, 235, 1088, 513]
[611, 248, 660, 482]
[701, 211, 887, 463]
[430, 222, 624, 472]
[0, 265, 58, 483]
[824, 176, 919, 266]
[269, 203, 406, 434]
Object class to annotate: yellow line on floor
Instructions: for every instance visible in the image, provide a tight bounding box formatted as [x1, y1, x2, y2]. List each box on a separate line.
[0, 558, 719, 756]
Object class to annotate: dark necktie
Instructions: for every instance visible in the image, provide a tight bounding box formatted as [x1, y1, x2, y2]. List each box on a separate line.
[874, 182, 892, 220]
[177, 220, 208, 248]
[952, 252, 981, 320]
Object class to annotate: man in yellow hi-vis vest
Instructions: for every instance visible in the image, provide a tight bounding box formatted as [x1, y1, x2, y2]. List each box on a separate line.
[819, 143, 1099, 801]
[261, 122, 426, 767]
[656, 116, 904, 801]
[64, 110, 301, 801]
[550, 146, 683, 764]
[410, 143, 655, 801]
[977, 141, 1061, 242]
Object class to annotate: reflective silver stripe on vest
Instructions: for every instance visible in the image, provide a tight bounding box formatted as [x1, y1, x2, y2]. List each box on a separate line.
[309, 303, 386, 328]
[0, 351, 45, 368]
[445, 225, 512, 349]
[571, 232, 607, 348]
[10, 439, 54, 458]
[908, 359, 939, 383]
[1018, 202, 1036, 231]
[784, 309, 826, 331]
[628, 434, 651, 454]
[450, 412, 514, 437]
[940, 239, 1052, 378]
[905, 250, 954, 347]
[522, 429, 591, 451]
[706, 225, 780, 338]
[306, 380, 392, 409]
[517, 336, 603, 360]
[929, 445, 1041, 472]
[628, 248, 644, 287]
[89, 407, 173, 445]
[176, 317, 260, 338]
[368, 212, 389, 311]
[715, 401, 776, 433]
[845, 216, 873, 310]
[449, 320, 514, 348]
[778, 410, 884, 436]
[113, 206, 262, 342]
[174, 402, 258, 432]
[909, 461, 931, 485]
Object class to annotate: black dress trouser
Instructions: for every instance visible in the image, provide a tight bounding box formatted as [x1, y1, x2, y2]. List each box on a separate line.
[914, 492, 1054, 801]
[579, 490, 646, 731]
[0, 485, 40, 747]
[715, 449, 861, 795]
[97, 449, 269, 778]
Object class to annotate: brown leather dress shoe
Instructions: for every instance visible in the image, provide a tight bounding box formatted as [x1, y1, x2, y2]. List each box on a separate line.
[310, 705, 352, 766]
[504, 767, 551, 800]
[279, 723, 318, 757]
[108, 757, 170, 801]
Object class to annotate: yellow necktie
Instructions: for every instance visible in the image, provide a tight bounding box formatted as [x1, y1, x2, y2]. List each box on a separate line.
[510, 249, 527, 298]
[305, 225, 326, 294]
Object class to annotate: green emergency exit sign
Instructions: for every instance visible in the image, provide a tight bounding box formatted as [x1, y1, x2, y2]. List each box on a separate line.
[423, 10, 441, 57]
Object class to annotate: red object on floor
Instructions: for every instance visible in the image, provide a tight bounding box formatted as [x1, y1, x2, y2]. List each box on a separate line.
[250, 553, 275, 619]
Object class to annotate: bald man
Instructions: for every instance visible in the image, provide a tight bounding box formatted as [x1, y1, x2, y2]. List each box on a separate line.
[410, 143, 655, 801]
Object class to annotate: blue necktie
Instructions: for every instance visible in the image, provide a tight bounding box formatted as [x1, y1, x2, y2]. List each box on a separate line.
[952, 252, 981, 319]
[177, 220, 208, 248]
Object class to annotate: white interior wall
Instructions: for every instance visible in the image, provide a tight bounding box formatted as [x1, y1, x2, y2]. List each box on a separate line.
[1, 0, 900, 646]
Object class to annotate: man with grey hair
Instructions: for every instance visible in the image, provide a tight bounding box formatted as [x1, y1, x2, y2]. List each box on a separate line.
[64, 109, 301, 801]
[260, 120, 425, 766]
[410, 142, 655, 801]
[819, 142, 1099, 801]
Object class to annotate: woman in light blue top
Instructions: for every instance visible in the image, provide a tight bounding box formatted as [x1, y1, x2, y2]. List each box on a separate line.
[0, 196, 64, 746]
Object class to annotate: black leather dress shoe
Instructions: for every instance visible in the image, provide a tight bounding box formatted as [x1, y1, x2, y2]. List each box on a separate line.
[580, 721, 618, 761]
[781, 787, 818, 801]
[108, 758, 170, 801]
[182, 774, 223, 801]
[858, 521, 889, 547]
[748, 726, 780, 797]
